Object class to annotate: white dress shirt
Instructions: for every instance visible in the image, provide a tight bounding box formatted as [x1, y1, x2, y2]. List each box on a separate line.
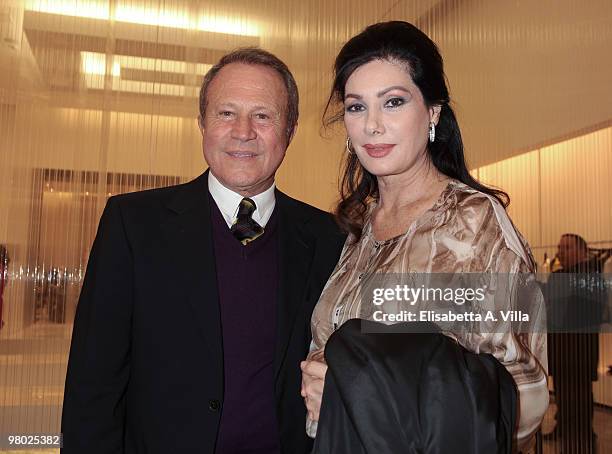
[208, 171, 276, 228]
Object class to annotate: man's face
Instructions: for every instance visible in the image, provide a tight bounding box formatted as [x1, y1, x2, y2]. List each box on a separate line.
[199, 63, 290, 196]
[557, 236, 586, 269]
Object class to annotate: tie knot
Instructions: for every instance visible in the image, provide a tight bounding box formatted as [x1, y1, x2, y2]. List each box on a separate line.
[237, 198, 256, 218]
[231, 198, 264, 245]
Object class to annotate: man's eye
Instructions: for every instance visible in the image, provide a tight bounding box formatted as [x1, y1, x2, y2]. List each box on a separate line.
[345, 103, 365, 113]
[385, 97, 405, 108]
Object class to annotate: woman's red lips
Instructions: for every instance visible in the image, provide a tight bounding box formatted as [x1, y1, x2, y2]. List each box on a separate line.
[363, 143, 395, 158]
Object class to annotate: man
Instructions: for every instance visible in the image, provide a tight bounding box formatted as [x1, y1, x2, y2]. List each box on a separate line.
[544, 233, 606, 453]
[61, 48, 345, 454]
[0, 244, 8, 329]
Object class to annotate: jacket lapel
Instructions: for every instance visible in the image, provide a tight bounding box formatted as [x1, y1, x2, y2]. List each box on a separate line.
[161, 171, 223, 372]
[274, 191, 316, 381]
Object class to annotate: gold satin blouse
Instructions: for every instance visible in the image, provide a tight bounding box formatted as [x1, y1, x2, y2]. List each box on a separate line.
[311, 180, 549, 449]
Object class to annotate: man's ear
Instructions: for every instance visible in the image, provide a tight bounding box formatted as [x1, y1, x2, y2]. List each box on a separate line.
[286, 122, 298, 147]
[197, 115, 205, 134]
[430, 105, 442, 125]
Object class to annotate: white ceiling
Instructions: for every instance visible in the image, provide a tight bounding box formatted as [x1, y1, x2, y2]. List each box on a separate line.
[0, 0, 610, 167]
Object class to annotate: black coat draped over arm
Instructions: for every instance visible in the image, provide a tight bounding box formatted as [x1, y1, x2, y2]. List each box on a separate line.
[313, 319, 517, 454]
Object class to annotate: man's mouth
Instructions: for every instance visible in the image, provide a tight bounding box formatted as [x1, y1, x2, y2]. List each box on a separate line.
[226, 151, 258, 158]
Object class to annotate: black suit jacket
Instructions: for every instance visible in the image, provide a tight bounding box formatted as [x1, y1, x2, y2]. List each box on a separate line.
[61, 172, 346, 454]
[545, 260, 605, 381]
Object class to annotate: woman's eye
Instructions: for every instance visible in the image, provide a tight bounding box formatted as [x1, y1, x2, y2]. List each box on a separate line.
[345, 103, 365, 113]
[385, 97, 405, 108]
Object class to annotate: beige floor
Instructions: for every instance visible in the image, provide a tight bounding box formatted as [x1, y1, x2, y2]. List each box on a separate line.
[1, 324, 610, 453]
[1, 408, 611, 453]
[540, 400, 610, 453]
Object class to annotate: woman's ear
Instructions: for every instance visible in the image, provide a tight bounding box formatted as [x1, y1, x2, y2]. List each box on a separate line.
[430, 105, 442, 125]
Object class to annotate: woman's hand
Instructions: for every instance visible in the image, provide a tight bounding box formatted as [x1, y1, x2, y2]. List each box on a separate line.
[300, 353, 328, 422]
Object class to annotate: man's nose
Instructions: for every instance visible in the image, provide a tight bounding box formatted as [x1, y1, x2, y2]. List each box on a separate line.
[231, 116, 257, 141]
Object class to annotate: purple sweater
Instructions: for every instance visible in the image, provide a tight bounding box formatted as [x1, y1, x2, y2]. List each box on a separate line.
[210, 195, 281, 454]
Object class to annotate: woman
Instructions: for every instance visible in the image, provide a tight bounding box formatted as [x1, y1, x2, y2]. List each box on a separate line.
[301, 21, 548, 452]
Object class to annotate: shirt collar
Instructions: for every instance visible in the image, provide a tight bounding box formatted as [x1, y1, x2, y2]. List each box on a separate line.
[207, 171, 276, 228]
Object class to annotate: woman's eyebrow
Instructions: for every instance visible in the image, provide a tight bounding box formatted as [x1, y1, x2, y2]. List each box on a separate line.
[345, 86, 411, 101]
[344, 93, 362, 100]
[377, 86, 410, 97]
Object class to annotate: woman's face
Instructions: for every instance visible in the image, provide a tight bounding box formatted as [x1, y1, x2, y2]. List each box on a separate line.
[343, 59, 439, 178]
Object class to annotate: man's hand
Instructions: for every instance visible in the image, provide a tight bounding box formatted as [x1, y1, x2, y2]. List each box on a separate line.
[300, 356, 328, 422]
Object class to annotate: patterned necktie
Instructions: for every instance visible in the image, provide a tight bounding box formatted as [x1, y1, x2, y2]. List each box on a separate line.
[231, 198, 264, 245]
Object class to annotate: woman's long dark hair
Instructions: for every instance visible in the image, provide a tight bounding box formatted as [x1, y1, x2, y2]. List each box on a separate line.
[325, 21, 509, 240]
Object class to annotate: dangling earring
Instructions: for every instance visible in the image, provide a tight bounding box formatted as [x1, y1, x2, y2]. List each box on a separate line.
[345, 137, 354, 154]
[429, 122, 436, 143]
